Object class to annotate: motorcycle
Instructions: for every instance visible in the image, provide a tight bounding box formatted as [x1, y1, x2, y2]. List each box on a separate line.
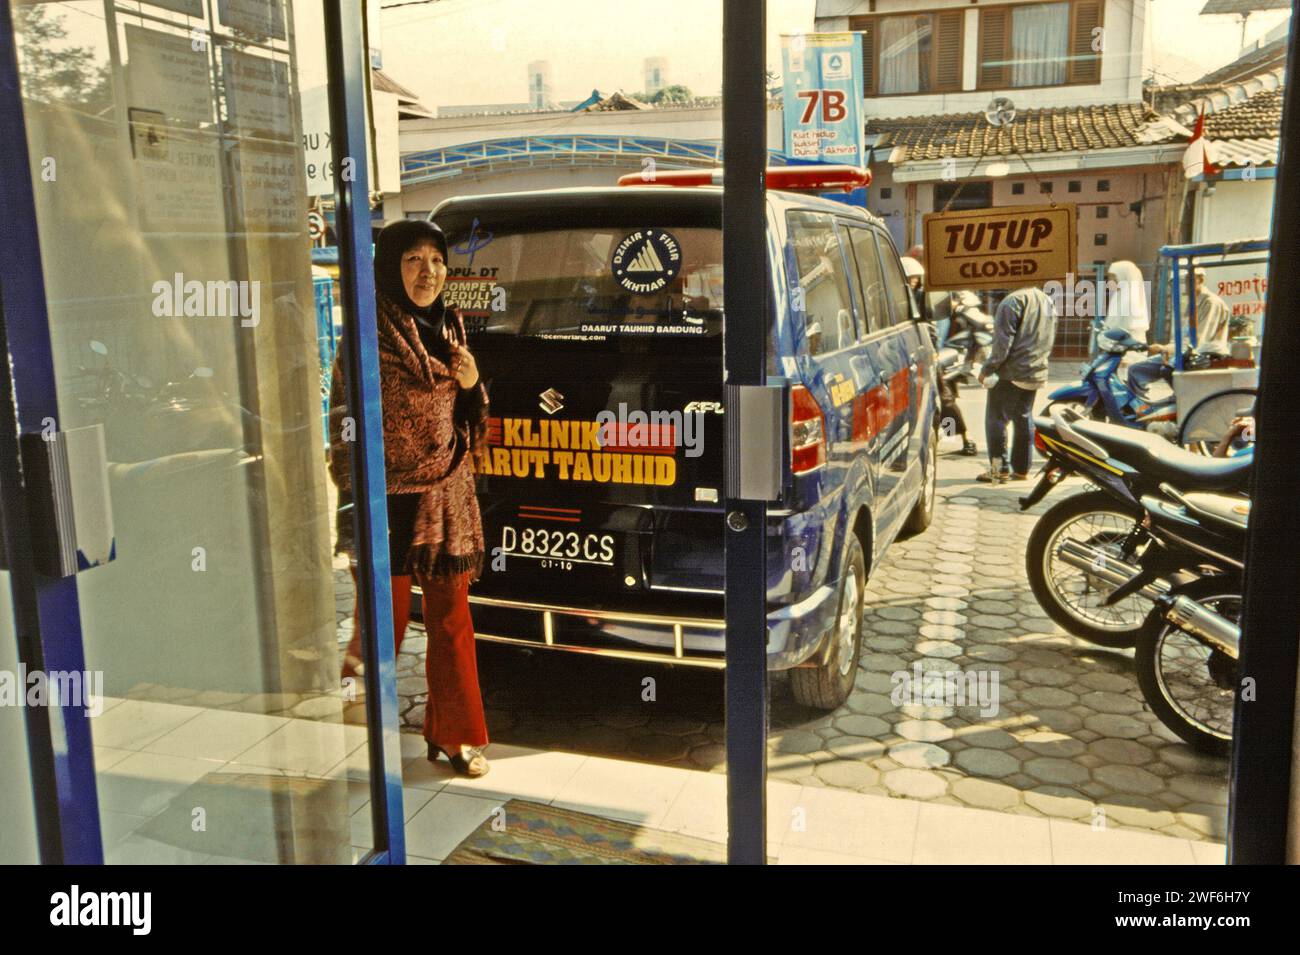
[73, 341, 260, 463]
[942, 290, 994, 382]
[1019, 409, 1250, 647]
[1055, 484, 1245, 755]
[1042, 327, 1177, 431]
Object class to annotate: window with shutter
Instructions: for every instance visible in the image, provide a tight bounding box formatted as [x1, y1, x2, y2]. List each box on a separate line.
[858, 18, 876, 96]
[935, 11, 963, 91]
[980, 9, 1008, 88]
[1069, 0, 1104, 84]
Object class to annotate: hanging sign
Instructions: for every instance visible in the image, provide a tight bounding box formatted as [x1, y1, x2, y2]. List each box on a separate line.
[780, 33, 864, 165]
[922, 204, 1078, 291]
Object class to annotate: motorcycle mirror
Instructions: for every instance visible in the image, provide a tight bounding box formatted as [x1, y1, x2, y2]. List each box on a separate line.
[89, 340, 108, 356]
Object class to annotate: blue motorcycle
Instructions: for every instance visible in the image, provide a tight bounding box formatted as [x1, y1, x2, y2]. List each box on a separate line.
[1043, 328, 1176, 431]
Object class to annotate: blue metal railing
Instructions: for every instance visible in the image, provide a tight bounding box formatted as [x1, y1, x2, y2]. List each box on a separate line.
[401, 135, 794, 186]
[314, 275, 338, 448]
[1157, 239, 1271, 370]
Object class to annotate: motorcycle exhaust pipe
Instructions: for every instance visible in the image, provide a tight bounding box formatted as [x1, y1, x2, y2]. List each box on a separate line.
[1058, 542, 1240, 656]
[1056, 539, 1171, 601]
[1162, 595, 1240, 659]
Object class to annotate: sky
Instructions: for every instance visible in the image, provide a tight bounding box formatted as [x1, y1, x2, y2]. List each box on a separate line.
[39, 0, 1294, 107]
[376, 0, 1292, 111]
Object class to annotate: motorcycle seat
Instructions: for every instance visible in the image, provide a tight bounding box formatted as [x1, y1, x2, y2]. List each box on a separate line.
[1069, 419, 1252, 493]
[937, 347, 962, 373]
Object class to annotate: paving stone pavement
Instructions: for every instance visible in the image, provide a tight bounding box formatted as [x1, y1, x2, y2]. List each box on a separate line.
[334, 376, 1230, 844]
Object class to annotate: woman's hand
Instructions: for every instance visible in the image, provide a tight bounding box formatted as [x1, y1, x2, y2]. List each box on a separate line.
[450, 344, 480, 389]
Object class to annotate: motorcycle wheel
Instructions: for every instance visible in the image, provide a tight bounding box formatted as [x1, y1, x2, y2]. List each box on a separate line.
[1177, 387, 1257, 456]
[1135, 577, 1240, 757]
[1026, 490, 1149, 647]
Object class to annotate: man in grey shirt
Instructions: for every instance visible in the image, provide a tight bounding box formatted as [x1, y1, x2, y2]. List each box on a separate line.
[978, 287, 1058, 483]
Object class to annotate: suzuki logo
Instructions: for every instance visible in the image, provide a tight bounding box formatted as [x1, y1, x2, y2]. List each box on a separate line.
[539, 388, 564, 415]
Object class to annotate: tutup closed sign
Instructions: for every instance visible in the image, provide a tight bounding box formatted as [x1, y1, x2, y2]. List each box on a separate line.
[921, 203, 1077, 291]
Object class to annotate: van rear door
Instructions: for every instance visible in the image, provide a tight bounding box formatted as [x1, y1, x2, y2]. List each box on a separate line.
[433, 193, 727, 607]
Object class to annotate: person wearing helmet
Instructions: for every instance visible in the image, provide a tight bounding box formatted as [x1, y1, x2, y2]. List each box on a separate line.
[903, 257, 978, 456]
[900, 255, 954, 345]
[900, 255, 927, 319]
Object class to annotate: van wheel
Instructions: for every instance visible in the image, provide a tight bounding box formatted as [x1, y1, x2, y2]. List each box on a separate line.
[791, 535, 865, 711]
[901, 432, 937, 537]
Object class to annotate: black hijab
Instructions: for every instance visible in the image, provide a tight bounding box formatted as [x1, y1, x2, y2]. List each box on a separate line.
[374, 219, 453, 357]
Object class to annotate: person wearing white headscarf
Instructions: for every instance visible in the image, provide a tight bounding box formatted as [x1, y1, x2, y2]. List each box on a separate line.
[1101, 260, 1150, 340]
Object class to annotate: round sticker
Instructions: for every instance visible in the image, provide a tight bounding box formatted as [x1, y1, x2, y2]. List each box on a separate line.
[611, 229, 682, 294]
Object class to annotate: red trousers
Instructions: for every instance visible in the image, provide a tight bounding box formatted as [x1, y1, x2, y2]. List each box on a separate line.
[347, 569, 489, 750]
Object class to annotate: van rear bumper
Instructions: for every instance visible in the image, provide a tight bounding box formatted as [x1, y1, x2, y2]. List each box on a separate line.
[465, 579, 838, 671]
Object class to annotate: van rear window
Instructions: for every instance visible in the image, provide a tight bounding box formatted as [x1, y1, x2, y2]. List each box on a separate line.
[438, 226, 723, 341]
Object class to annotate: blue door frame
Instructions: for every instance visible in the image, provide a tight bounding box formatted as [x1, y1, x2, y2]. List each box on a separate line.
[0, 0, 405, 864]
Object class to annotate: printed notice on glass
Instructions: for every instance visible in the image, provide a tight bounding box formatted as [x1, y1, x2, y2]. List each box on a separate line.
[134, 135, 225, 234]
[126, 25, 213, 127]
[232, 145, 303, 233]
[145, 0, 204, 15]
[223, 49, 292, 139]
[300, 85, 334, 198]
[218, 0, 287, 41]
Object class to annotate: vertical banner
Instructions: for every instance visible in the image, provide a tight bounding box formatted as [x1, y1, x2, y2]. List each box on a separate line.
[780, 33, 864, 165]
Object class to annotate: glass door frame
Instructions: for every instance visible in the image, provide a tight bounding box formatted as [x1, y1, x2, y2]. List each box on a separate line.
[716, 0, 1300, 866]
[0, 0, 406, 865]
[1226, 16, 1300, 865]
[4, 0, 1297, 870]
[721, 0, 769, 865]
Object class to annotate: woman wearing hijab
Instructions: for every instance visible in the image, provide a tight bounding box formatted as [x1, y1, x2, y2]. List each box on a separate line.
[1101, 260, 1150, 341]
[1101, 259, 1167, 399]
[329, 219, 492, 778]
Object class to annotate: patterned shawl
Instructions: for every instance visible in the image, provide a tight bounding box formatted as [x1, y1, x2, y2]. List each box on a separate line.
[329, 291, 488, 579]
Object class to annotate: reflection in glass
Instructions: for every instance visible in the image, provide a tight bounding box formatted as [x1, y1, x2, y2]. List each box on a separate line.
[8, 0, 371, 863]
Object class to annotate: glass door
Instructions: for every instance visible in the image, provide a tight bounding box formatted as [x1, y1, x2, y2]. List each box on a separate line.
[0, 0, 401, 863]
[0, 566, 39, 863]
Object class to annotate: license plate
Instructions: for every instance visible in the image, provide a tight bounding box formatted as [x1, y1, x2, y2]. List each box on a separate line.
[498, 524, 617, 572]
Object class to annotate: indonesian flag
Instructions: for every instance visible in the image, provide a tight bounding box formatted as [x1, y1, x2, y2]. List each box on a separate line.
[1182, 107, 1222, 179]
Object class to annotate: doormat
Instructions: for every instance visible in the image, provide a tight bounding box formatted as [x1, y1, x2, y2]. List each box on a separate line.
[443, 800, 729, 865]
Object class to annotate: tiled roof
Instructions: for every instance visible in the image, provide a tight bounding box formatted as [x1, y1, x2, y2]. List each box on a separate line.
[372, 69, 422, 102]
[372, 68, 434, 119]
[871, 102, 1178, 162]
[1210, 137, 1279, 167]
[1194, 36, 1288, 86]
[1204, 86, 1283, 138]
[1200, 0, 1289, 14]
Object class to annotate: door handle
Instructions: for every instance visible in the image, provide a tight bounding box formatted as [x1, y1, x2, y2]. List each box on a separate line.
[16, 423, 115, 577]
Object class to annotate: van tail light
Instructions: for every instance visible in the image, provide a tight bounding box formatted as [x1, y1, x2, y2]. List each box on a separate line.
[791, 385, 827, 474]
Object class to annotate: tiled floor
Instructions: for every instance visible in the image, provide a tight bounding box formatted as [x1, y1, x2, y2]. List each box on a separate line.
[91, 694, 369, 864]
[88, 697, 1226, 865]
[346, 366, 1230, 846]
[388, 734, 1223, 865]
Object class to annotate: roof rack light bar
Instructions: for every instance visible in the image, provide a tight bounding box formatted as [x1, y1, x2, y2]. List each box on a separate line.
[617, 164, 872, 193]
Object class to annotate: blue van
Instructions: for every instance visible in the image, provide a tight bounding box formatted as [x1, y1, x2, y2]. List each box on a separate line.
[429, 182, 939, 710]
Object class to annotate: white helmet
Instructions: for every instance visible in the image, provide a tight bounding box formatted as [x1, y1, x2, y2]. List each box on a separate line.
[900, 256, 924, 280]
